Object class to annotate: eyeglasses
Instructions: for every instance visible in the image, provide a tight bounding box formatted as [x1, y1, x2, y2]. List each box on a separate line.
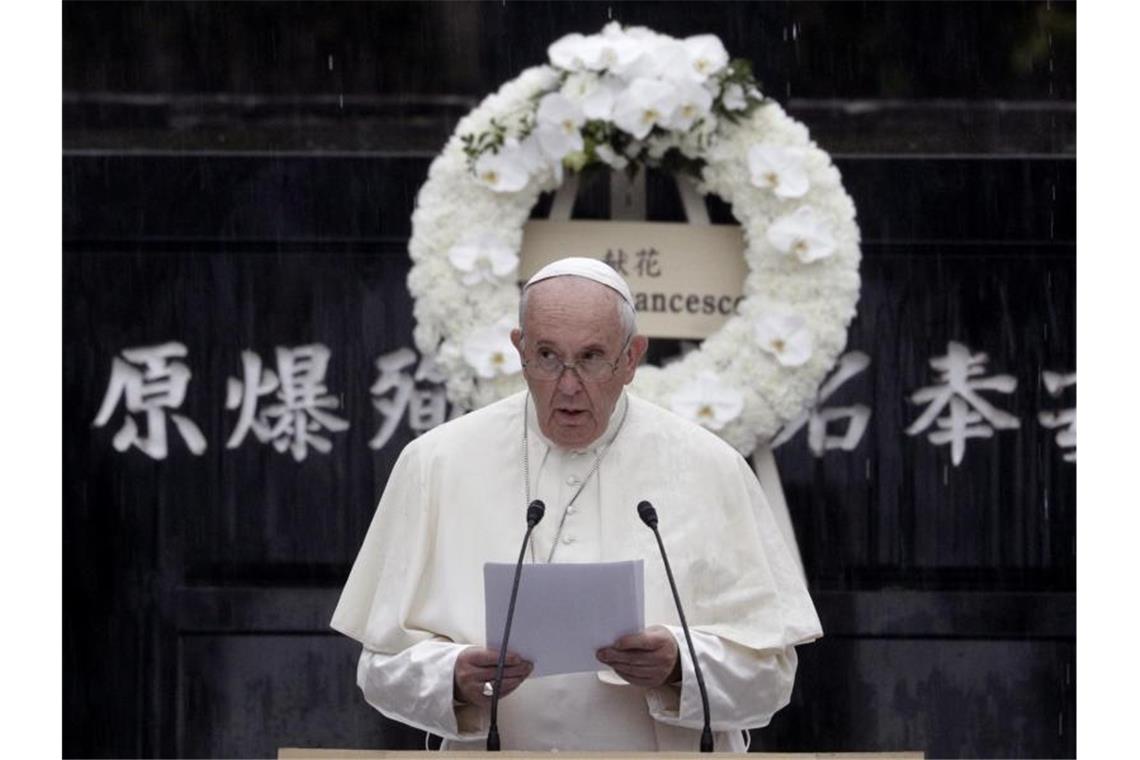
[522, 334, 633, 382]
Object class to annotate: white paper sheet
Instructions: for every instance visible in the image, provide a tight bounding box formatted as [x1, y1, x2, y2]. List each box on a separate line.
[484, 560, 645, 677]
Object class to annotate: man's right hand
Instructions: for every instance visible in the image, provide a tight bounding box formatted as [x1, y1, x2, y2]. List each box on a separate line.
[453, 646, 534, 706]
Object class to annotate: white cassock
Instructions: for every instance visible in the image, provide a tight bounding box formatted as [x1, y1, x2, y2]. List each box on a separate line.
[331, 391, 823, 752]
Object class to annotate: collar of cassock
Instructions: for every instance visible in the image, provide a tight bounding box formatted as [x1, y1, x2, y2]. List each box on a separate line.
[525, 391, 629, 457]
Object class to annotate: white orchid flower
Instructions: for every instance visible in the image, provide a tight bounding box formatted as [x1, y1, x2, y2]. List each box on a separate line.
[561, 72, 596, 104]
[623, 36, 692, 82]
[767, 206, 837, 263]
[754, 308, 814, 367]
[548, 33, 593, 71]
[585, 77, 622, 120]
[622, 25, 660, 41]
[597, 23, 658, 76]
[462, 318, 522, 379]
[665, 80, 714, 131]
[534, 93, 585, 160]
[512, 136, 547, 171]
[722, 82, 747, 111]
[594, 143, 629, 170]
[748, 144, 810, 198]
[561, 74, 620, 121]
[612, 78, 678, 139]
[683, 34, 729, 80]
[582, 86, 616, 121]
[474, 146, 531, 193]
[669, 371, 745, 431]
[551, 28, 640, 73]
[474, 136, 545, 193]
[447, 232, 519, 286]
[520, 133, 563, 186]
[600, 21, 624, 38]
[589, 33, 643, 72]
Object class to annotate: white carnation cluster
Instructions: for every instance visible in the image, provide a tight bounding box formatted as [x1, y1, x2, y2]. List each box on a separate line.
[406, 24, 862, 456]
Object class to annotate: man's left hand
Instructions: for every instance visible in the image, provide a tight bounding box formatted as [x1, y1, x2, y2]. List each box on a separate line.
[596, 624, 680, 688]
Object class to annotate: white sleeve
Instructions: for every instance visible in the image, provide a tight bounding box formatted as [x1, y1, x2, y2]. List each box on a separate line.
[356, 641, 489, 741]
[644, 627, 797, 731]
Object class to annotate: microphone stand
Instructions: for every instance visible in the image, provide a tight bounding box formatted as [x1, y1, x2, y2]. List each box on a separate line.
[486, 500, 545, 751]
[637, 500, 715, 753]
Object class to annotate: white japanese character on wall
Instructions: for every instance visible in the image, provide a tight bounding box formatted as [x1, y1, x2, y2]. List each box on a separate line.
[225, 344, 349, 461]
[92, 341, 207, 459]
[772, 351, 871, 456]
[1038, 370, 1076, 463]
[369, 347, 456, 450]
[906, 340, 1020, 466]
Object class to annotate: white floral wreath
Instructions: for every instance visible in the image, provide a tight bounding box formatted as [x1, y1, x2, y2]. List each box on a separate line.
[407, 23, 861, 456]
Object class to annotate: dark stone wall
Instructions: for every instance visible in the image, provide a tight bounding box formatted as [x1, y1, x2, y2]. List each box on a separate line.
[63, 2, 1076, 757]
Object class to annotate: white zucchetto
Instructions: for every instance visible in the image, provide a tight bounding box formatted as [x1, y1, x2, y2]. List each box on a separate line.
[524, 256, 634, 306]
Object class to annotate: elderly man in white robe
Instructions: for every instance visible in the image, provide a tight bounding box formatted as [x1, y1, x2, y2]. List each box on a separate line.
[331, 257, 822, 752]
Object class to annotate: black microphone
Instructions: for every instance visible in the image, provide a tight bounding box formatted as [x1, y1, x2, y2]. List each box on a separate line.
[486, 499, 545, 751]
[637, 500, 715, 753]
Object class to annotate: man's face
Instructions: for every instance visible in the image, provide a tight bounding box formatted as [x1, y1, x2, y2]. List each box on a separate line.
[511, 277, 648, 449]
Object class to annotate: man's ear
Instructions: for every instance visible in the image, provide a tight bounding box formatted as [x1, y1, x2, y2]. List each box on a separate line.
[510, 328, 524, 354]
[623, 334, 650, 384]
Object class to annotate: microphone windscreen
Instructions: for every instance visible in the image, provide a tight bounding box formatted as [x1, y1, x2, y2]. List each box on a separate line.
[526, 499, 546, 527]
[636, 500, 658, 528]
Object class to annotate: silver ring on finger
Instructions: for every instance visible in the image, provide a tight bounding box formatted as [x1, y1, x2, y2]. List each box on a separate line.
[482, 681, 494, 697]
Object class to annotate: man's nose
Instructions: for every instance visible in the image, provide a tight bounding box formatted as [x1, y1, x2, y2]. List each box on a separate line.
[557, 365, 583, 394]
